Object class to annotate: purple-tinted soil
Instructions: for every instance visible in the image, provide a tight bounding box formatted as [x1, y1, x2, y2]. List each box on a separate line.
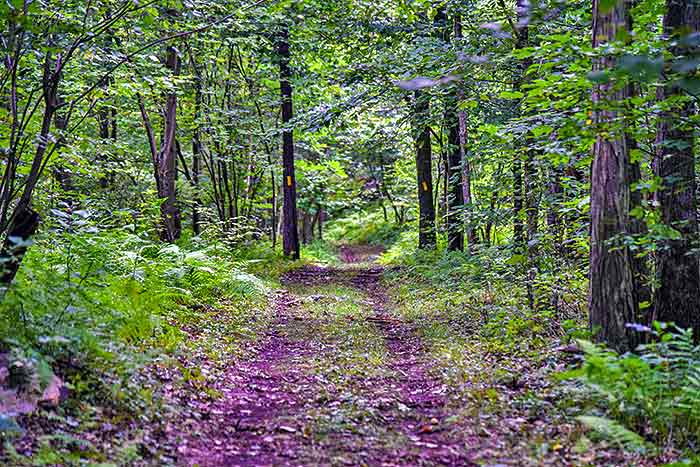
[176, 291, 319, 466]
[173, 260, 482, 466]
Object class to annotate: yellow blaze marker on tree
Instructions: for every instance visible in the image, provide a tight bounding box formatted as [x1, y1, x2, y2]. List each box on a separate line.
[422, 181, 428, 192]
[287, 176, 292, 187]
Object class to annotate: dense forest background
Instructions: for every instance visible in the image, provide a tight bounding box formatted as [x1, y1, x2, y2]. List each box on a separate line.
[2, 0, 700, 464]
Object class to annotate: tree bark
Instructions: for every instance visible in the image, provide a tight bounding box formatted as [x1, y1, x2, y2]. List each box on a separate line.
[446, 109, 464, 251]
[0, 207, 40, 291]
[442, 8, 464, 252]
[158, 45, 182, 243]
[653, 0, 700, 333]
[277, 26, 300, 259]
[414, 91, 436, 249]
[1, 49, 59, 290]
[589, 0, 640, 351]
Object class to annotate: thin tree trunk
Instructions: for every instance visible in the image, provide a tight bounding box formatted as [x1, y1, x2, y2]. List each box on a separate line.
[446, 111, 464, 251]
[443, 8, 464, 252]
[158, 45, 182, 242]
[455, 15, 476, 252]
[0, 49, 58, 289]
[277, 26, 300, 259]
[414, 91, 436, 249]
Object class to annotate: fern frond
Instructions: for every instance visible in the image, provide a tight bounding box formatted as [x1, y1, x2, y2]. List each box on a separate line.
[577, 416, 648, 453]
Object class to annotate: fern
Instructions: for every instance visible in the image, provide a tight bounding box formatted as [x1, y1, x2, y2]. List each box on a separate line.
[225, 271, 268, 297]
[569, 327, 700, 450]
[577, 416, 648, 452]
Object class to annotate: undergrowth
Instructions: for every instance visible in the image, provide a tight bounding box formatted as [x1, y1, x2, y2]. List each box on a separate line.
[0, 217, 279, 464]
[565, 326, 700, 462]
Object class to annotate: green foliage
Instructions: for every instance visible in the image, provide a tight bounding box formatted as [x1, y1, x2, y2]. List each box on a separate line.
[325, 209, 405, 246]
[565, 327, 700, 451]
[576, 416, 649, 452]
[0, 224, 272, 458]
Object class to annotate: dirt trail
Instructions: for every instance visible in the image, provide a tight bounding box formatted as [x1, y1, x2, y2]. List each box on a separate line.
[281, 263, 478, 466]
[178, 247, 479, 466]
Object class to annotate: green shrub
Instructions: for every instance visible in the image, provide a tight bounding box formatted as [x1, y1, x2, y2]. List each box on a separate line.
[0, 225, 271, 419]
[325, 208, 404, 246]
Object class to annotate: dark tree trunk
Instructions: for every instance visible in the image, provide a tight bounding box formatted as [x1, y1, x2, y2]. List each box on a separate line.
[97, 77, 116, 189]
[511, 0, 530, 253]
[414, 91, 436, 249]
[0, 207, 39, 291]
[191, 53, 203, 236]
[512, 157, 524, 250]
[460, 108, 476, 251]
[446, 111, 464, 251]
[277, 26, 300, 259]
[158, 45, 182, 243]
[442, 10, 464, 252]
[589, 0, 640, 351]
[1, 49, 60, 290]
[192, 127, 202, 236]
[455, 15, 476, 252]
[653, 0, 700, 332]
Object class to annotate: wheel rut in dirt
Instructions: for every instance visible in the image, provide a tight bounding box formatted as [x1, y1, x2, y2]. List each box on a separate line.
[178, 250, 478, 466]
[280, 263, 478, 466]
[178, 291, 318, 467]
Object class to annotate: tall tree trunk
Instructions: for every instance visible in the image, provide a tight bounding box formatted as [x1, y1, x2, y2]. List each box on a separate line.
[442, 9, 464, 252]
[512, 157, 524, 249]
[414, 91, 436, 249]
[192, 117, 202, 235]
[511, 0, 529, 252]
[158, 45, 182, 243]
[455, 15, 477, 252]
[277, 26, 300, 259]
[653, 0, 700, 332]
[446, 110, 464, 251]
[589, 0, 640, 351]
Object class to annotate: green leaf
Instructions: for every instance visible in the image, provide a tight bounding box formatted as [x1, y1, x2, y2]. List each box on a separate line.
[505, 254, 527, 265]
[586, 71, 610, 84]
[531, 125, 553, 137]
[618, 55, 663, 82]
[499, 90, 524, 99]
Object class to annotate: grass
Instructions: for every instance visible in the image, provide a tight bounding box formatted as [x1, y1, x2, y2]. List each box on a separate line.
[284, 282, 387, 379]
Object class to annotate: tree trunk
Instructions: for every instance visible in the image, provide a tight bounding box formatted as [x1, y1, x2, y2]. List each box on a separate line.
[0, 207, 39, 291]
[589, 0, 640, 351]
[192, 134, 202, 236]
[277, 26, 300, 260]
[191, 55, 203, 236]
[512, 156, 524, 249]
[442, 10, 464, 252]
[158, 45, 182, 243]
[653, 0, 700, 333]
[455, 15, 477, 252]
[414, 91, 436, 249]
[0, 49, 59, 290]
[446, 111, 464, 251]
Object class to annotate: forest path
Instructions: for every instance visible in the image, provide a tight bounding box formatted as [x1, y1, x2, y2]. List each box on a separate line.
[179, 246, 480, 466]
